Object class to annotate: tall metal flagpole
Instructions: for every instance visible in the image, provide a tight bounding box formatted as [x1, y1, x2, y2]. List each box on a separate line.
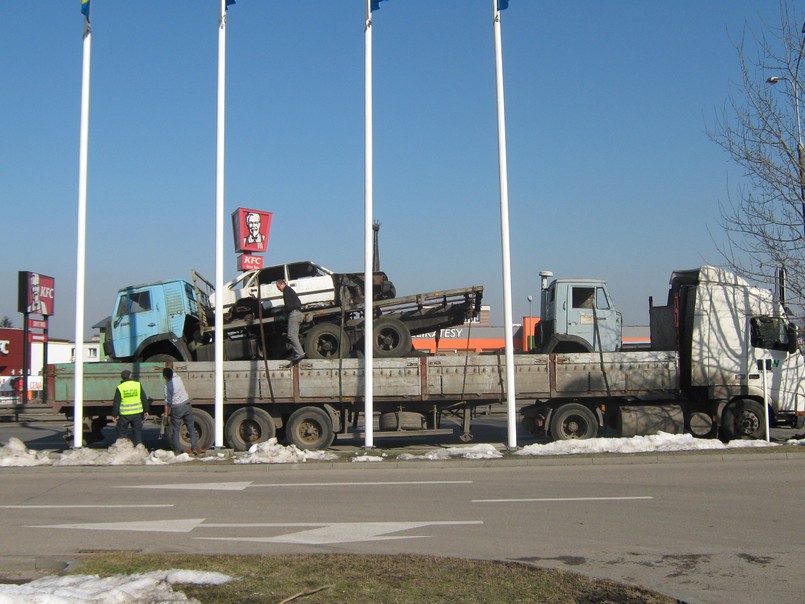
[214, 0, 229, 448]
[492, 0, 517, 449]
[363, 0, 375, 448]
[73, 4, 92, 449]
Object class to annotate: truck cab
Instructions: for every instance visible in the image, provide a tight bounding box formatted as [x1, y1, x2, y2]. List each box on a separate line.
[102, 279, 202, 362]
[535, 275, 622, 353]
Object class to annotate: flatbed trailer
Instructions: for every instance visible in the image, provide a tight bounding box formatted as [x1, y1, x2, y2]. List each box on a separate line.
[48, 349, 679, 451]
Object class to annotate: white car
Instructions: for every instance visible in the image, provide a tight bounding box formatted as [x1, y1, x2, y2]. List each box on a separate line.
[212, 260, 395, 319]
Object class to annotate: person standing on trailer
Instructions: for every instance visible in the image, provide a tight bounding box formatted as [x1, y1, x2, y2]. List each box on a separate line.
[276, 278, 305, 362]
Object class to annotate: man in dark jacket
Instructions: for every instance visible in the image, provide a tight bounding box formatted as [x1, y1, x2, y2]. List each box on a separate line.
[111, 369, 150, 447]
[276, 278, 305, 361]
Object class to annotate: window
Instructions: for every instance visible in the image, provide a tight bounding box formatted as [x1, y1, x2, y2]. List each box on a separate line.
[750, 316, 789, 351]
[116, 291, 152, 316]
[595, 287, 611, 310]
[572, 287, 595, 309]
[258, 266, 285, 285]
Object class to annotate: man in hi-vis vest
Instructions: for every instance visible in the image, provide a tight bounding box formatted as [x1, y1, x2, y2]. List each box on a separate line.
[112, 369, 150, 447]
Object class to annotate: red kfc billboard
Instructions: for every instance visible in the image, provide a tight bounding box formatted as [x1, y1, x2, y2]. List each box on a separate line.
[18, 272, 55, 317]
[232, 208, 272, 254]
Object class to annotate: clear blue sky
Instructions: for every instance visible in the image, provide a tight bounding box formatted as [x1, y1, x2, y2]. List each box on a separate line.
[1, 1, 796, 339]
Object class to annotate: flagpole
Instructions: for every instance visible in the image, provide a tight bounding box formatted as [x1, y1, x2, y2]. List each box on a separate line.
[73, 11, 92, 449]
[364, 0, 375, 449]
[493, 0, 517, 450]
[214, 0, 228, 449]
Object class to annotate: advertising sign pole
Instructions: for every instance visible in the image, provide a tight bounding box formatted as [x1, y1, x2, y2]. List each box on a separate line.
[22, 311, 29, 405]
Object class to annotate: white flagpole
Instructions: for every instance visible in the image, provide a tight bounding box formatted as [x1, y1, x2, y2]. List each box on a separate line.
[73, 14, 92, 449]
[492, 0, 517, 450]
[214, 0, 228, 448]
[364, 0, 374, 448]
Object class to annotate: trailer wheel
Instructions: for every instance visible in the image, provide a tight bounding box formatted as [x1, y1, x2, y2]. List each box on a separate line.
[721, 399, 765, 440]
[373, 318, 412, 358]
[549, 403, 598, 440]
[286, 406, 334, 450]
[225, 407, 276, 451]
[178, 408, 214, 451]
[379, 411, 425, 431]
[304, 323, 350, 359]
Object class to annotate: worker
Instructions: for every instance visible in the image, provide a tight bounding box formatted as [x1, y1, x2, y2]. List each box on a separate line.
[111, 369, 150, 447]
[276, 278, 305, 362]
[163, 367, 203, 455]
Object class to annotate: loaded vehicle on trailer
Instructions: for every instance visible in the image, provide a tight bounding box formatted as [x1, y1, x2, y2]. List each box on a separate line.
[99, 260, 483, 363]
[50, 265, 805, 451]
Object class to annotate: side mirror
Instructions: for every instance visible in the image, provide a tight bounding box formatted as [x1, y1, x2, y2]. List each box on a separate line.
[787, 324, 800, 355]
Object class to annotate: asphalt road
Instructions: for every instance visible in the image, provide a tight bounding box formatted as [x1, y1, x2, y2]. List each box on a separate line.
[1, 416, 804, 604]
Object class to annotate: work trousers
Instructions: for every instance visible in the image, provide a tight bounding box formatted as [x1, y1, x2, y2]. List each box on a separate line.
[287, 309, 305, 358]
[170, 403, 198, 454]
[116, 413, 144, 447]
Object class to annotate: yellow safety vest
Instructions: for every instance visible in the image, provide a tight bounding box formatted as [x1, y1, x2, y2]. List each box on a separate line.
[117, 380, 144, 415]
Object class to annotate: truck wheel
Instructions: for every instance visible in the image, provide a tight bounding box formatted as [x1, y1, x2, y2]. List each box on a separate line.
[146, 353, 178, 362]
[178, 408, 214, 451]
[379, 411, 425, 431]
[373, 318, 412, 358]
[721, 399, 765, 440]
[225, 407, 276, 451]
[304, 323, 350, 359]
[286, 406, 334, 450]
[549, 403, 598, 440]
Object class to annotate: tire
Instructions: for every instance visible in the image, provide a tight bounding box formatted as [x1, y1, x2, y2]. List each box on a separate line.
[549, 403, 598, 440]
[145, 353, 178, 363]
[305, 323, 351, 359]
[721, 399, 766, 440]
[379, 411, 425, 431]
[225, 407, 276, 451]
[286, 406, 335, 450]
[177, 408, 215, 451]
[373, 317, 412, 358]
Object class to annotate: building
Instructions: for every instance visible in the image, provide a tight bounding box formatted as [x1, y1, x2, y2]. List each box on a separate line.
[0, 328, 102, 403]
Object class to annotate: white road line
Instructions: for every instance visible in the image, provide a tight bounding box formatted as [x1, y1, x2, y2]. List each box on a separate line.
[119, 482, 253, 491]
[249, 481, 473, 488]
[118, 480, 472, 491]
[473, 496, 654, 503]
[1, 504, 173, 509]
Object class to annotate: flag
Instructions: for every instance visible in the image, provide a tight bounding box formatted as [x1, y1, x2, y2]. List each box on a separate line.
[371, 0, 387, 11]
[226, 0, 236, 7]
[81, 0, 90, 22]
[498, 0, 509, 10]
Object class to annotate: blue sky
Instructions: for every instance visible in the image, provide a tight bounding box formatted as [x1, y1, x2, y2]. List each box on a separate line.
[1, 1, 797, 339]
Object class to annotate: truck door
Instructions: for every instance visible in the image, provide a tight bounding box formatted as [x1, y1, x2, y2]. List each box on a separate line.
[748, 316, 805, 418]
[111, 286, 163, 359]
[566, 285, 621, 352]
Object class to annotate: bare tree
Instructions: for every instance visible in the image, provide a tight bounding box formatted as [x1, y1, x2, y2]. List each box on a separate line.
[0, 316, 13, 328]
[709, 2, 805, 313]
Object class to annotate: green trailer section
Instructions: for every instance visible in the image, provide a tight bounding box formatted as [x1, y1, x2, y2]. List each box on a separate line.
[50, 362, 167, 411]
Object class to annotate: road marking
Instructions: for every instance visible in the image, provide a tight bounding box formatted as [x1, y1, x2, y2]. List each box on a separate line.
[31, 519, 483, 544]
[1, 504, 173, 509]
[31, 518, 205, 533]
[118, 480, 471, 491]
[249, 481, 473, 488]
[473, 496, 654, 503]
[118, 482, 253, 491]
[199, 521, 484, 544]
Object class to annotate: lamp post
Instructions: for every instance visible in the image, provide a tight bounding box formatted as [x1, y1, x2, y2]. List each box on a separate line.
[767, 75, 805, 237]
[527, 295, 533, 318]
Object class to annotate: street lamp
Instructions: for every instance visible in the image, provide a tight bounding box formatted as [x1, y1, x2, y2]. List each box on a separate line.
[768, 73, 805, 238]
[527, 295, 533, 318]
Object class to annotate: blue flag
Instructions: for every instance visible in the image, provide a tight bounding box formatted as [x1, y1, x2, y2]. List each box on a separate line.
[371, 0, 387, 11]
[498, 0, 509, 10]
[81, 0, 90, 22]
[226, 0, 236, 7]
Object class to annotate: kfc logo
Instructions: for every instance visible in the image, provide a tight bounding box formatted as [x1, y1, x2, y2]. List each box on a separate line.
[232, 208, 272, 254]
[18, 272, 55, 316]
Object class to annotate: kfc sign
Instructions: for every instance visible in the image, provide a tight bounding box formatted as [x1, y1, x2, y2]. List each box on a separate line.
[18, 272, 55, 316]
[232, 208, 272, 254]
[238, 254, 264, 272]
